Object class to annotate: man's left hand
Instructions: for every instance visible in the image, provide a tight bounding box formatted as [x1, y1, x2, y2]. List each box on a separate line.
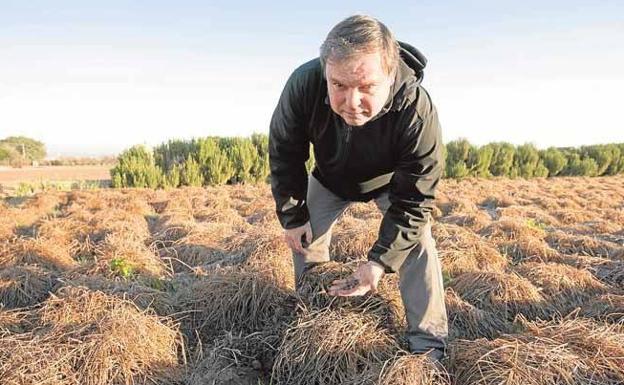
[328, 261, 385, 296]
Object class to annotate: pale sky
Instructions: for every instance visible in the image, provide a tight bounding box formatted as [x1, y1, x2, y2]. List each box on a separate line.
[1, 1, 622, 157]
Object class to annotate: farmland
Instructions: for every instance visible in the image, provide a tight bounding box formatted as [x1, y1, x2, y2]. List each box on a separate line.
[1, 176, 623, 384]
[0, 165, 111, 196]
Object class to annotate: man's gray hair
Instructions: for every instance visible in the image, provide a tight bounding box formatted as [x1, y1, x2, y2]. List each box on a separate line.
[320, 15, 400, 76]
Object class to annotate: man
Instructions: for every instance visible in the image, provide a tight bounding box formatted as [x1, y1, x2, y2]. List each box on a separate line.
[268, 15, 448, 360]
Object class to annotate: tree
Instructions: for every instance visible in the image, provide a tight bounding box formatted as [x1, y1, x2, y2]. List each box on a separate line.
[444, 139, 472, 178]
[561, 151, 599, 176]
[613, 144, 624, 174]
[512, 143, 540, 178]
[221, 138, 258, 183]
[0, 136, 46, 162]
[196, 137, 233, 185]
[467, 144, 494, 177]
[110, 145, 163, 188]
[181, 155, 203, 187]
[488, 142, 515, 177]
[582, 145, 613, 176]
[540, 147, 567, 177]
[153, 139, 196, 172]
[0, 143, 18, 164]
[250, 133, 270, 183]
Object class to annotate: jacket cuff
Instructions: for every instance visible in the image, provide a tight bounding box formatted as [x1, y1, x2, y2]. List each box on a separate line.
[277, 203, 310, 229]
[367, 247, 400, 274]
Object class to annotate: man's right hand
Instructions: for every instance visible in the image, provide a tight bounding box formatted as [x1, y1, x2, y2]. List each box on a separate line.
[284, 222, 313, 256]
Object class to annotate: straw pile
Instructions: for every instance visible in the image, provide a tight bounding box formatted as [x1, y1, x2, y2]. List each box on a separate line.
[445, 289, 511, 340]
[223, 224, 295, 289]
[449, 271, 550, 321]
[186, 329, 281, 385]
[378, 354, 450, 385]
[330, 215, 380, 262]
[60, 275, 176, 316]
[480, 219, 561, 263]
[448, 335, 583, 385]
[0, 286, 184, 385]
[515, 261, 608, 313]
[157, 221, 238, 271]
[546, 230, 624, 259]
[593, 259, 624, 288]
[271, 309, 400, 385]
[175, 268, 295, 341]
[434, 224, 507, 277]
[3, 236, 78, 272]
[0, 309, 31, 335]
[581, 293, 624, 323]
[519, 316, 624, 383]
[0, 265, 57, 308]
[296, 261, 405, 330]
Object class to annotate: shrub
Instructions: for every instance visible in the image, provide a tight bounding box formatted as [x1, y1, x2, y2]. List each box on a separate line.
[180, 155, 203, 187]
[488, 142, 515, 177]
[512, 144, 540, 179]
[110, 145, 163, 188]
[196, 137, 234, 185]
[540, 148, 567, 177]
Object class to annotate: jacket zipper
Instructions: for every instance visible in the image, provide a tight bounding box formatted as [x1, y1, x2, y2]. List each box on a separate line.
[342, 125, 353, 171]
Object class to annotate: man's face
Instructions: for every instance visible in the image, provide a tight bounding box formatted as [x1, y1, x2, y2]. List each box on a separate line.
[325, 51, 394, 127]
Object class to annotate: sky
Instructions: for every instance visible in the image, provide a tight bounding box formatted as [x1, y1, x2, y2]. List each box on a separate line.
[1, 0, 622, 157]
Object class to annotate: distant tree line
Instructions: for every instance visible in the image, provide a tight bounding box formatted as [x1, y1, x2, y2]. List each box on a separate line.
[111, 135, 280, 188]
[41, 156, 117, 166]
[110, 135, 624, 188]
[444, 140, 624, 178]
[0, 136, 47, 167]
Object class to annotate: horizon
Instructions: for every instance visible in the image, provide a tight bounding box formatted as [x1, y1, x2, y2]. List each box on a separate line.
[1, 1, 623, 157]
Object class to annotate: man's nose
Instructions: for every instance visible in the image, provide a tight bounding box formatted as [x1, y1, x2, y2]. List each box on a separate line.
[345, 88, 361, 110]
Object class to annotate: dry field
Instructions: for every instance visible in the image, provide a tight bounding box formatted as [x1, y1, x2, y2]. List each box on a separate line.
[0, 165, 111, 190]
[1, 176, 623, 384]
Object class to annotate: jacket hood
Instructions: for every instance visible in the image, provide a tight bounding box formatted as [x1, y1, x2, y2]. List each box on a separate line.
[398, 41, 427, 81]
[386, 41, 427, 112]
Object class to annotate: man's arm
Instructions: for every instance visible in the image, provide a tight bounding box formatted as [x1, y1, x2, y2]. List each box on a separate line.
[269, 70, 311, 229]
[367, 88, 443, 273]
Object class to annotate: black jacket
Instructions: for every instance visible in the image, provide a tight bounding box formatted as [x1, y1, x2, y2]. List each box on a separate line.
[269, 42, 443, 273]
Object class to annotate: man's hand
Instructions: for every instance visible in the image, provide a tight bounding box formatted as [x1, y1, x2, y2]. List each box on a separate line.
[328, 261, 385, 296]
[284, 222, 313, 256]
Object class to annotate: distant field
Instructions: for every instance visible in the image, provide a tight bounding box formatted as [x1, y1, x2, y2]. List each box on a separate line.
[0, 165, 111, 188]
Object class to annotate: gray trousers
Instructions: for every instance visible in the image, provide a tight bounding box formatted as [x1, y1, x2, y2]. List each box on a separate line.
[293, 175, 448, 355]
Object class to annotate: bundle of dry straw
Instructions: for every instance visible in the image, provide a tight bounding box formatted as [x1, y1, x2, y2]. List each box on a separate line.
[0, 265, 57, 309]
[271, 309, 400, 385]
[519, 316, 624, 383]
[1, 286, 184, 385]
[296, 261, 405, 330]
[175, 268, 295, 341]
[448, 335, 584, 385]
[515, 261, 608, 313]
[445, 289, 511, 340]
[449, 271, 551, 321]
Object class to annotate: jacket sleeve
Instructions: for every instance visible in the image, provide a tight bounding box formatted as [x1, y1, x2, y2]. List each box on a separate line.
[269, 70, 311, 229]
[367, 88, 443, 273]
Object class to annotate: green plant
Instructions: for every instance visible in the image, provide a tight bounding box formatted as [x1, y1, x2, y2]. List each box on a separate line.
[196, 137, 233, 185]
[110, 145, 163, 188]
[15, 182, 36, 197]
[181, 155, 204, 187]
[526, 218, 546, 232]
[110, 258, 135, 278]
